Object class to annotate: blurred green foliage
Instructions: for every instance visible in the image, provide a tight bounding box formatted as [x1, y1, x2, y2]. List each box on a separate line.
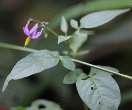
[0, 0, 132, 110]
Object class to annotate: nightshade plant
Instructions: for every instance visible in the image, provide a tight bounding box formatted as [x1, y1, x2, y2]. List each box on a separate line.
[1, 9, 132, 110]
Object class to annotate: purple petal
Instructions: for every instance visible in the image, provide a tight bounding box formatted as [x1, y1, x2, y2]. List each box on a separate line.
[31, 28, 44, 39]
[23, 27, 30, 36]
[23, 21, 30, 36]
[32, 28, 37, 36]
[29, 23, 38, 34]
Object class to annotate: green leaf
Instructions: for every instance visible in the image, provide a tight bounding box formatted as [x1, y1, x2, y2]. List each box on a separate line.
[60, 56, 75, 71]
[2, 50, 60, 92]
[80, 9, 129, 28]
[12, 99, 63, 110]
[49, 0, 132, 29]
[69, 31, 88, 53]
[60, 16, 68, 33]
[58, 35, 71, 44]
[76, 68, 121, 110]
[70, 19, 78, 29]
[63, 69, 85, 84]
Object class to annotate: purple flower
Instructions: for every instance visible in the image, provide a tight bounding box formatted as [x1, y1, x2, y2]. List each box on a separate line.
[23, 19, 44, 47]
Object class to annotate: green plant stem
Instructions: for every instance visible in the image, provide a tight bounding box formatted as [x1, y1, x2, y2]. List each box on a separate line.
[1, 25, 132, 80]
[0, 42, 132, 80]
[0, 42, 37, 53]
[45, 26, 71, 56]
[44, 26, 132, 80]
[71, 58, 132, 80]
[45, 26, 59, 37]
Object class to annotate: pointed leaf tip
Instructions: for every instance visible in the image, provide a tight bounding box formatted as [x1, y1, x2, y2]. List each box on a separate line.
[60, 16, 68, 33]
[2, 78, 10, 92]
[80, 9, 130, 28]
[2, 50, 60, 91]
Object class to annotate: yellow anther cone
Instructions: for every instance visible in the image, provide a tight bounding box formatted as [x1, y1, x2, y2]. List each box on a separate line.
[24, 37, 31, 47]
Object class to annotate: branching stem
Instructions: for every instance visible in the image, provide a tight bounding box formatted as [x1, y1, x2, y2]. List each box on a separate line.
[71, 58, 132, 80]
[45, 26, 59, 37]
[0, 26, 132, 80]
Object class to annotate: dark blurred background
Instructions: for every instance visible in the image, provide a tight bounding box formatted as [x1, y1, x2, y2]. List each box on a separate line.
[0, 0, 132, 110]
